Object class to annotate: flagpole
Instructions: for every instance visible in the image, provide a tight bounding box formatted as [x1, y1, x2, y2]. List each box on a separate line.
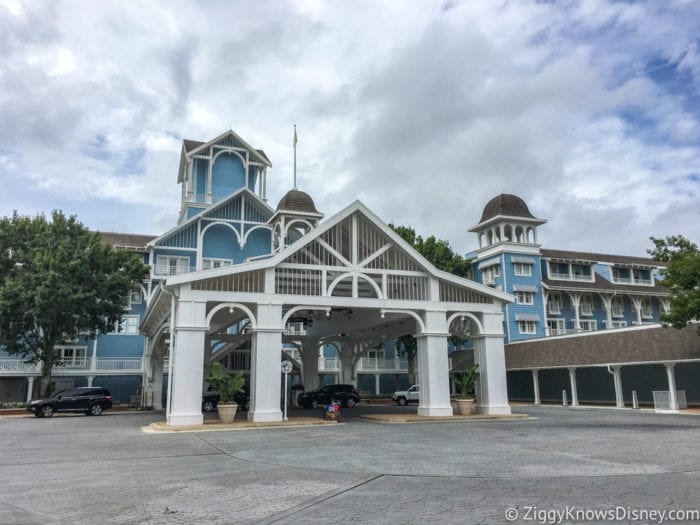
[293, 124, 297, 190]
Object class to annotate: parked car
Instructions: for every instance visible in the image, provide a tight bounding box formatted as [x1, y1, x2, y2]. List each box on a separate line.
[392, 385, 420, 406]
[202, 389, 249, 412]
[26, 387, 113, 418]
[297, 384, 360, 409]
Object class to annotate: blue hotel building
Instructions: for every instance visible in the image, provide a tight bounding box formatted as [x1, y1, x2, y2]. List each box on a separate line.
[0, 130, 696, 409]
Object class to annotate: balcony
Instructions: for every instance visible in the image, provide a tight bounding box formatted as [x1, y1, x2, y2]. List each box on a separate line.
[358, 357, 409, 371]
[153, 265, 196, 277]
[319, 357, 340, 371]
[0, 358, 143, 376]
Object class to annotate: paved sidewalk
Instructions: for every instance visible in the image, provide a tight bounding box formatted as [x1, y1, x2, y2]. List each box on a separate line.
[1, 406, 699, 524]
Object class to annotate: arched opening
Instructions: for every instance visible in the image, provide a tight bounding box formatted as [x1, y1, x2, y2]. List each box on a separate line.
[515, 226, 524, 243]
[504, 224, 513, 241]
[211, 152, 246, 200]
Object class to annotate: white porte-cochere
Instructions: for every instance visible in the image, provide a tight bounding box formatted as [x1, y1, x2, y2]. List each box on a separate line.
[140, 200, 515, 426]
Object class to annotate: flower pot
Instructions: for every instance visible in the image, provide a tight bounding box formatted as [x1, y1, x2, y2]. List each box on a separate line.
[456, 398, 474, 415]
[217, 403, 239, 423]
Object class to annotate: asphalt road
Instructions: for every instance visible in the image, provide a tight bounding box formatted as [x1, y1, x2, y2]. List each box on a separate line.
[1, 405, 699, 524]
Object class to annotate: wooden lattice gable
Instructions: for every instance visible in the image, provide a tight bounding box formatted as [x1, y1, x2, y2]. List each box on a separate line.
[149, 188, 272, 249]
[167, 200, 512, 305]
[187, 130, 271, 166]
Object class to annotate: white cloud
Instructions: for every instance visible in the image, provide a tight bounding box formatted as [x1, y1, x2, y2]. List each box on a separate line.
[0, 0, 697, 255]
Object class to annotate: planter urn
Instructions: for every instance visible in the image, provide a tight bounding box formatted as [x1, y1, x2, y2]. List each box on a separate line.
[217, 403, 239, 423]
[456, 398, 474, 415]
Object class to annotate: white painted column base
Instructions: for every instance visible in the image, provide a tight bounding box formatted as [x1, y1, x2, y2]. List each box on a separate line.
[168, 413, 204, 426]
[416, 311, 453, 417]
[418, 406, 454, 417]
[248, 304, 283, 423]
[474, 332, 512, 416]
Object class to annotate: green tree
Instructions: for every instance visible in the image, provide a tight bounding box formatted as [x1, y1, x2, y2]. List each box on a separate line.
[389, 224, 473, 382]
[648, 235, 700, 331]
[0, 211, 149, 396]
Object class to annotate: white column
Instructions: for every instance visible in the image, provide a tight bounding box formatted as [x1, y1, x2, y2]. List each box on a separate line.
[26, 377, 35, 403]
[416, 310, 453, 416]
[339, 342, 355, 385]
[87, 376, 94, 387]
[473, 312, 511, 415]
[152, 356, 164, 410]
[532, 370, 541, 405]
[665, 363, 679, 412]
[375, 374, 381, 395]
[168, 299, 207, 426]
[568, 367, 579, 406]
[301, 338, 320, 391]
[610, 366, 624, 408]
[248, 303, 283, 422]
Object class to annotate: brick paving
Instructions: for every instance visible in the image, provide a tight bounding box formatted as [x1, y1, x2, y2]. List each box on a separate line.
[0, 405, 698, 524]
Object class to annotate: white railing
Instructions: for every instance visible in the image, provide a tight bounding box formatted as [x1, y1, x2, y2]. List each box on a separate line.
[153, 265, 196, 277]
[549, 272, 593, 282]
[319, 357, 340, 371]
[653, 390, 687, 411]
[571, 274, 593, 281]
[0, 357, 143, 375]
[357, 357, 408, 371]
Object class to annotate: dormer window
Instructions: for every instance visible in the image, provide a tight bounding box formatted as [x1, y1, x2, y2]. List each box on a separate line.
[611, 266, 653, 286]
[547, 261, 593, 282]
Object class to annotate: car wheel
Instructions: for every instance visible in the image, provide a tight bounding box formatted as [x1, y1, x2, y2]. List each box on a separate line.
[89, 404, 103, 416]
[40, 405, 54, 418]
[397, 397, 408, 406]
[34, 412, 43, 418]
[202, 400, 215, 412]
[345, 397, 357, 408]
[311, 399, 319, 409]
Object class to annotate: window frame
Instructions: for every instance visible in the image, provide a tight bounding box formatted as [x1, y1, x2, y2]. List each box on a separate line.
[516, 291, 534, 305]
[517, 320, 537, 334]
[513, 263, 532, 277]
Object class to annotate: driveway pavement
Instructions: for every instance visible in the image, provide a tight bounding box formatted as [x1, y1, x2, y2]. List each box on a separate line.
[0, 405, 699, 524]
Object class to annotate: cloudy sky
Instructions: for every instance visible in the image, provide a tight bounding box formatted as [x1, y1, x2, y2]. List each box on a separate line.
[1, 0, 698, 256]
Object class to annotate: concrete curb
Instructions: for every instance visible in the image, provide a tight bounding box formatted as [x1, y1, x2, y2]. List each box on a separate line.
[358, 413, 530, 424]
[142, 417, 339, 434]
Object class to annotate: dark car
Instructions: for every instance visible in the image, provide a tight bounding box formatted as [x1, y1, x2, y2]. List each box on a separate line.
[202, 389, 249, 412]
[297, 384, 360, 409]
[26, 387, 113, 418]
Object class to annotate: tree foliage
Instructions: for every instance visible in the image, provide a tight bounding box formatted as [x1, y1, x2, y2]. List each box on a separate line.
[0, 211, 149, 395]
[389, 224, 472, 278]
[648, 235, 700, 331]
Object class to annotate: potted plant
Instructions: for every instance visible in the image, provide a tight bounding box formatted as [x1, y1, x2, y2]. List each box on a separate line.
[453, 364, 479, 415]
[207, 363, 245, 423]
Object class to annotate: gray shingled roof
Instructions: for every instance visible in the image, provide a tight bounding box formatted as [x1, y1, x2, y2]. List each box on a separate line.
[541, 275, 668, 295]
[541, 248, 663, 267]
[98, 232, 156, 250]
[276, 189, 320, 214]
[480, 194, 538, 222]
[183, 139, 204, 153]
[505, 324, 700, 369]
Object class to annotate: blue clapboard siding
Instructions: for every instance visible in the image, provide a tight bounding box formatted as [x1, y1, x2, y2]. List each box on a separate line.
[93, 375, 142, 404]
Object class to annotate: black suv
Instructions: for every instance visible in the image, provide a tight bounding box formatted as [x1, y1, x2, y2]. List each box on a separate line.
[202, 389, 250, 412]
[27, 387, 113, 418]
[298, 384, 360, 409]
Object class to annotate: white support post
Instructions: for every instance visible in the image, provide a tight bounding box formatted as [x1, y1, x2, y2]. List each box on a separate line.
[568, 367, 579, 407]
[473, 312, 511, 415]
[416, 310, 453, 417]
[87, 376, 94, 387]
[301, 338, 320, 391]
[665, 363, 679, 412]
[152, 356, 164, 410]
[609, 366, 624, 408]
[375, 374, 381, 395]
[248, 303, 283, 422]
[168, 299, 207, 426]
[339, 342, 355, 385]
[532, 370, 541, 405]
[26, 377, 35, 403]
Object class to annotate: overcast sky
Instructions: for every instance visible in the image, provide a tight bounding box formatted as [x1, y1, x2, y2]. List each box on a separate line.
[1, 0, 698, 256]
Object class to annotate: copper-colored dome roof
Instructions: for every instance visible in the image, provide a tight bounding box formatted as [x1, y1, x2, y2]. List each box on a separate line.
[276, 189, 319, 214]
[480, 194, 536, 222]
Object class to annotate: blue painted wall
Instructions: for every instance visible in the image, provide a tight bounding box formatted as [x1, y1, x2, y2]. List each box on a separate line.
[212, 154, 245, 199]
[202, 223, 239, 261]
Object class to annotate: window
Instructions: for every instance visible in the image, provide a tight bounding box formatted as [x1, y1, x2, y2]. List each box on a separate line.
[611, 296, 624, 317]
[482, 265, 500, 285]
[612, 267, 631, 283]
[547, 318, 566, 336]
[579, 294, 594, 316]
[513, 263, 532, 276]
[641, 298, 653, 319]
[578, 320, 597, 332]
[111, 315, 139, 335]
[571, 264, 592, 281]
[611, 320, 627, 329]
[633, 269, 652, 285]
[518, 321, 537, 334]
[55, 346, 87, 367]
[130, 288, 142, 304]
[156, 256, 191, 276]
[547, 292, 561, 314]
[202, 258, 232, 270]
[516, 291, 534, 305]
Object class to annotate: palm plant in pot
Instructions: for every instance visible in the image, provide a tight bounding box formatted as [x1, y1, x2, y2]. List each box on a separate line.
[207, 363, 245, 423]
[453, 364, 479, 415]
